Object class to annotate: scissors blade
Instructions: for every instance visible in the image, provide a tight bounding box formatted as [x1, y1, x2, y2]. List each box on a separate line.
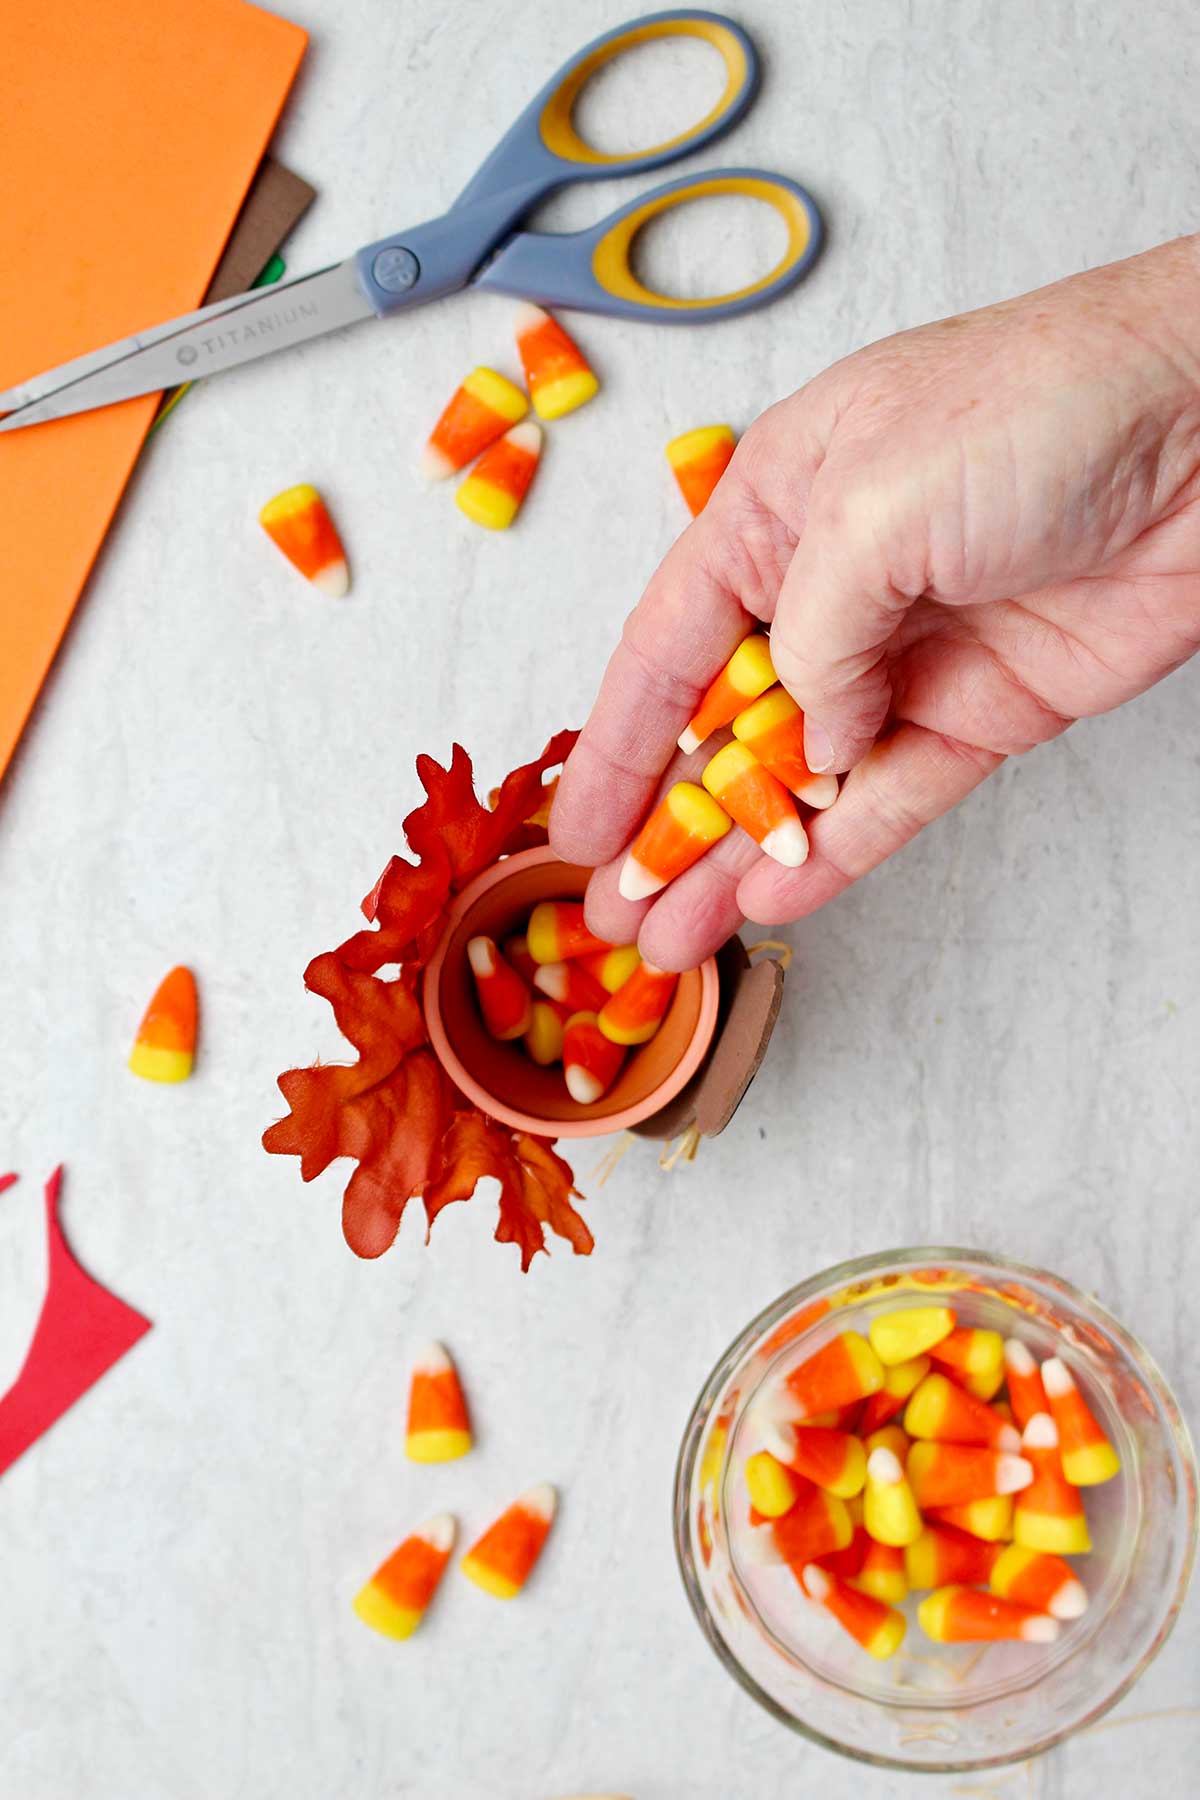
[0, 261, 375, 432]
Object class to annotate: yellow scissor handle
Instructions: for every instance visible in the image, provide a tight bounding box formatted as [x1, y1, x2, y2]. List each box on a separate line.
[538, 13, 756, 170]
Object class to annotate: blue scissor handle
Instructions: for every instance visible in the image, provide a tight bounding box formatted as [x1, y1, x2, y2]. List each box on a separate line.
[357, 11, 760, 315]
[474, 168, 823, 325]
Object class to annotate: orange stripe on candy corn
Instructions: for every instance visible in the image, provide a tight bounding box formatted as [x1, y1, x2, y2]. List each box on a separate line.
[903, 1371, 1021, 1452]
[467, 936, 533, 1041]
[918, 1585, 1058, 1644]
[576, 944, 641, 994]
[666, 424, 737, 517]
[800, 1562, 906, 1659]
[732, 686, 839, 809]
[1002, 1338, 1048, 1430]
[905, 1523, 1002, 1590]
[762, 1423, 866, 1499]
[525, 900, 608, 964]
[455, 422, 542, 530]
[532, 959, 609, 1015]
[619, 782, 731, 902]
[925, 1495, 1014, 1541]
[461, 1484, 556, 1599]
[906, 1441, 1032, 1509]
[353, 1513, 455, 1639]
[701, 741, 808, 868]
[1013, 1413, 1091, 1553]
[406, 1342, 472, 1463]
[772, 1485, 853, 1567]
[128, 966, 197, 1083]
[990, 1543, 1088, 1620]
[514, 303, 599, 420]
[562, 1011, 625, 1105]
[501, 933, 539, 985]
[258, 484, 349, 595]
[858, 1356, 930, 1434]
[785, 1332, 885, 1420]
[597, 962, 679, 1046]
[850, 1537, 908, 1606]
[421, 367, 528, 480]
[678, 635, 776, 755]
[1041, 1356, 1120, 1485]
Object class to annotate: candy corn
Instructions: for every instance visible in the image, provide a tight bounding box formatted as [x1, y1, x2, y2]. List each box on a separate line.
[858, 1356, 930, 1434]
[905, 1523, 1002, 1590]
[524, 999, 566, 1067]
[666, 424, 737, 517]
[456, 421, 542, 529]
[619, 781, 732, 902]
[678, 635, 776, 755]
[1003, 1339, 1048, 1430]
[765, 1425, 867, 1499]
[461, 1483, 556, 1599]
[352, 1513, 456, 1640]
[128, 965, 197, 1083]
[467, 935, 532, 1041]
[514, 303, 599, 420]
[597, 962, 679, 1046]
[801, 1562, 906, 1659]
[1013, 1414, 1091, 1554]
[929, 1327, 1004, 1398]
[526, 900, 607, 964]
[815, 1523, 871, 1581]
[501, 933, 539, 985]
[259, 484, 350, 595]
[532, 959, 610, 1015]
[702, 742, 809, 867]
[917, 1585, 1058, 1644]
[1041, 1357, 1120, 1485]
[732, 686, 839, 809]
[904, 1371, 1021, 1452]
[785, 1332, 885, 1420]
[868, 1306, 956, 1366]
[745, 1450, 806, 1518]
[851, 1538, 908, 1605]
[990, 1543, 1088, 1620]
[906, 1442, 1033, 1509]
[562, 1011, 625, 1104]
[406, 1342, 472, 1463]
[576, 944, 641, 994]
[773, 1485, 853, 1566]
[420, 367, 528, 480]
[863, 1446, 922, 1546]
[926, 1495, 1014, 1542]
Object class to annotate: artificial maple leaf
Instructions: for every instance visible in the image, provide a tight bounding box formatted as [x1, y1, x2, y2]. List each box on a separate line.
[423, 1112, 591, 1272]
[404, 730, 577, 890]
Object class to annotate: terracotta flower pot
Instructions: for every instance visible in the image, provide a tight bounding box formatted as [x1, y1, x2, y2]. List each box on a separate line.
[424, 846, 720, 1138]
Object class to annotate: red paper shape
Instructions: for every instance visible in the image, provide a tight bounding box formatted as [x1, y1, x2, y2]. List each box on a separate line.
[0, 1167, 152, 1479]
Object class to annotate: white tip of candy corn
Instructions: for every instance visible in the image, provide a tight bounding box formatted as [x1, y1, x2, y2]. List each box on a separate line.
[618, 855, 666, 902]
[994, 1454, 1034, 1494]
[739, 1524, 785, 1566]
[1019, 1614, 1060, 1643]
[760, 1415, 799, 1465]
[565, 1065, 605, 1104]
[761, 820, 809, 868]
[798, 773, 839, 810]
[519, 1482, 557, 1523]
[1004, 1338, 1038, 1376]
[867, 1446, 904, 1485]
[1040, 1356, 1073, 1398]
[413, 1341, 453, 1376]
[506, 420, 543, 459]
[311, 558, 350, 597]
[513, 300, 551, 335]
[416, 1512, 457, 1553]
[799, 1562, 832, 1601]
[677, 725, 703, 755]
[467, 936, 497, 977]
[419, 442, 456, 482]
[996, 1422, 1023, 1455]
[532, 963, 569, 1001]
[1022, 1412, 1058, 1450]
[1050, 1577, 1089, 1620]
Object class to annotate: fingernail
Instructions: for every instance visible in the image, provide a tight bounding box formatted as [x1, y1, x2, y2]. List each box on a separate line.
[804, 720, 835, 773]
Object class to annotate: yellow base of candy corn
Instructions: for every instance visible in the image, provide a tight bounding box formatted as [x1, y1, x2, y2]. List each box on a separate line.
[745, 1450, 801, 1518]
[352, 1585, 423, 1640]
[461, 1554, 521, 1599]
[863, 1609, 908, 1659]
[869, 1306, 956, 1365]
[851, 1566, 908, 1606]
[1013, 1509, 1091, 1555]
[530, 368, 599, 421]
[128, 1044, 193, 1083]
[1061, 1442, 1121, 1485]
[405, 1427, 472, 1464]
[456, 478, 519, 530]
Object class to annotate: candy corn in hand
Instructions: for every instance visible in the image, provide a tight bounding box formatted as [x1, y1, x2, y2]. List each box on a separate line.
[421, 367, 528, 480]
[406, 1342, 472, 1463]
[467, 936, 533, 1041]
[259, 484, 349, 595]
[678, 635, 776, 755]
[702, 742, 809, 868]
[461, 1484, 556, 1599]
[619, 782, 732, 901]
[732, 686, 839, 809]
[129, 965, 197, 1083]
[666, 424, 737, 517]
[514, 304, 599, 420]
[456, 421, 542, 529]
[353, 1514, 456, 1639]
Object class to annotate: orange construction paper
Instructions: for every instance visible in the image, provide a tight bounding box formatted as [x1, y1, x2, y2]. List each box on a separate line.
[0, 0, 307, 784]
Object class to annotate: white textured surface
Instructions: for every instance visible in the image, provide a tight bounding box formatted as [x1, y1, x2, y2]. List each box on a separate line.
[1, 2, 1198, 1796]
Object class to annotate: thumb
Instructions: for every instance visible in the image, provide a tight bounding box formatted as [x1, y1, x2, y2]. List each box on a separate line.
[769, 490, 914, 773]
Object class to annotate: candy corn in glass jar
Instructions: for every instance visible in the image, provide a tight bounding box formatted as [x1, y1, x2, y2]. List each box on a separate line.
[674, 1248, 1197, 1772]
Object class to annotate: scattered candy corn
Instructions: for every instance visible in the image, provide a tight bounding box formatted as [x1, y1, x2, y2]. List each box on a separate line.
[917, 1585, 1058, 1644]
[731, 686, 838, 809]
[619, 781, 732, 902]
[562, 1011, 625, 1104]
[1041, 1356, 1121, 1486]
[801, 1561, 907, 1659]
[597, 962, 679, 1046]
[514, 304, 599, 420]
[421, 367, 528, 480]
[461, 1484, 556, 1599]
[678, 635, 776, 756]
[467, 935, 533, 1041]
[868, 1305, 957, 1366]
[406, 1342, 472, 1463]
[353, 1513, 456, 1640]
[702, 741, 809, 868]
[128, 965, 197, 1084]
[456, 421, 542, 529]
[666, 424, 737, 517]
[258, 483, 349, 595]
[526, 900, 608, 964]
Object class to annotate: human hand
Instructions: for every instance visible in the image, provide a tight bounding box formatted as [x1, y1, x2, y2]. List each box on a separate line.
[550, 236, 1200, 970]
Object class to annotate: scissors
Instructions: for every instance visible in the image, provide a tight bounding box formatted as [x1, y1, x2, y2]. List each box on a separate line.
[0, 10, 822, 433]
